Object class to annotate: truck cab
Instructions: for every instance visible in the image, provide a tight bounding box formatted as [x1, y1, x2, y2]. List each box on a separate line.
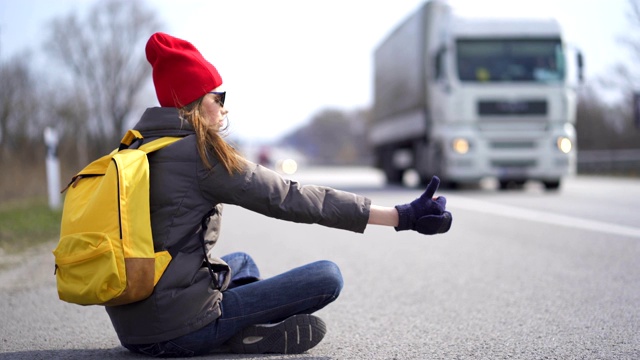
[370, 0, 583, 190]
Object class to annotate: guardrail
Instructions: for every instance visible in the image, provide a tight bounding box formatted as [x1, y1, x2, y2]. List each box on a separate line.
[578, 149, 640, 175]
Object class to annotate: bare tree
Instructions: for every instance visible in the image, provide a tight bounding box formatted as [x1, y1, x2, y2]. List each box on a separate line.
[579, 0, 640, 154]
[0, 52, 39, 158]
[44, 0, 162, 155]
[620, 0, 640, 67]
[49, 86, 92, 168]
[576, 86, 615, 150]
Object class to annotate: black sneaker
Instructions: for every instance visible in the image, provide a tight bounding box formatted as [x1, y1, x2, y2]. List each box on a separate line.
[227, 314, 326, 354]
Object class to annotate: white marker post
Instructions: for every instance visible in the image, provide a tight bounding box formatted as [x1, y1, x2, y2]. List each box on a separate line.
[44, 127, 61, 209]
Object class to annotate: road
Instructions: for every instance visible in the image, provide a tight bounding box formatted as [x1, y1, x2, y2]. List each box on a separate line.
[1, 167, 639, 359]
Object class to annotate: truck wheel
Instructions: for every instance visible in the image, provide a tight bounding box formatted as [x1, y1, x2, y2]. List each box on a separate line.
[384, 165, 404, 184]
[543, 180, 561, 191]
[430, 145, 456, 188]
[442, 179, 459, 190]
[377, 147, 404, 184]
[423, 175, 457, 189]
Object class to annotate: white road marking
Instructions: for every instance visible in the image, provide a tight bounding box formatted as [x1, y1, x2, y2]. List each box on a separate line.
[449, 196, 640, 239]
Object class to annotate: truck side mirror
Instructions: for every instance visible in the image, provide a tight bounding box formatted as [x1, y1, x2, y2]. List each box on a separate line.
[576, 51, 584, 83]
[434, 46, 446, 80]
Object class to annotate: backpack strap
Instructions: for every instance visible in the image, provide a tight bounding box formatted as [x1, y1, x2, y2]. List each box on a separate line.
[166, 233, 193, 259]
[163, 208, 228, 290]
[117, 129, 182, 154]
[198, 207, 229, 290]
[119, 129, 144, 151]
[138, 136, 183, 154]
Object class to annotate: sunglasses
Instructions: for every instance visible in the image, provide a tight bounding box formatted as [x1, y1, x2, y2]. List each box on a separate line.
[208, 91, 226, 106]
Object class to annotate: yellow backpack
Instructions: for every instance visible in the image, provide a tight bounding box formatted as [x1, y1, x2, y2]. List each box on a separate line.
[53, 130, 182, 306]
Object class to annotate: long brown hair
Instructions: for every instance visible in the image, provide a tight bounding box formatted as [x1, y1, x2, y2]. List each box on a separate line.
[179, 97, 244, 174]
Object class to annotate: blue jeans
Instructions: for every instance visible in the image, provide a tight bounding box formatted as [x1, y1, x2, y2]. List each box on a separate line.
[122, 252, 343, 357]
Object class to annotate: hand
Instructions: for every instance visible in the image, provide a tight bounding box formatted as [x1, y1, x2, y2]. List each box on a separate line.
[394, 176, 452, 235]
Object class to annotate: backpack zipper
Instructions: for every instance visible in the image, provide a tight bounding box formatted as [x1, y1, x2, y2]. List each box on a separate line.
[60, 174, 101, 193]
[112, 158, 123, 239]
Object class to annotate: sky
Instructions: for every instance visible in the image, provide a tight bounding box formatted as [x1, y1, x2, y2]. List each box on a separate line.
[0, 0, 633, 143]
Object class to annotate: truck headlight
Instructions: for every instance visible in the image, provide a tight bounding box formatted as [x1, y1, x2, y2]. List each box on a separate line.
[452, 138, 470, 154]
[556, 136, 572, 154]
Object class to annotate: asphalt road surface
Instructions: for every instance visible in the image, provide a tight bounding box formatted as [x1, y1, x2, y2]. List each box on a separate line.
[1, 167, 639, 359]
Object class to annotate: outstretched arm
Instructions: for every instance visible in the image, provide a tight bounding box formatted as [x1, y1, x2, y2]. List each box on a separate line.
[368, 205, 399, 227]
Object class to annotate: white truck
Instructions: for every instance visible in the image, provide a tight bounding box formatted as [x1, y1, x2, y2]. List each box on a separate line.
[370, 0, 583, 190]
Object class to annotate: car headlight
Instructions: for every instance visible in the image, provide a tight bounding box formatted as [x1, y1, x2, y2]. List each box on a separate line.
[278, 158, 298, 175]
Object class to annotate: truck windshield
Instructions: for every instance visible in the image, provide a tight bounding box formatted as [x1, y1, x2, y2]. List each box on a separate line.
[456, 39, 565, 83]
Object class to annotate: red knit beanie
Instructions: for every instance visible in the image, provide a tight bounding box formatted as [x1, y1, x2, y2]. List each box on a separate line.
[145, 32, 223, 107]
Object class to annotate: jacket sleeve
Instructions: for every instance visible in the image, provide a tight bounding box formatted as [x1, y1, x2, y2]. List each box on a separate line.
[199, 160, 371, 233]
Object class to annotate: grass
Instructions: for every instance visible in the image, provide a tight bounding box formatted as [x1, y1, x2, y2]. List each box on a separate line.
[0, 198, 62, 255]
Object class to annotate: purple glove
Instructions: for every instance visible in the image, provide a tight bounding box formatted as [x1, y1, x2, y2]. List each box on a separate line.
[395, 176, 452, 235]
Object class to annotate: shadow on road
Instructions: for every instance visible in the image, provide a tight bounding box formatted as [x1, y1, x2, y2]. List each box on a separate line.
[0, 348, 132, 360]
[0, 348, 334, 360]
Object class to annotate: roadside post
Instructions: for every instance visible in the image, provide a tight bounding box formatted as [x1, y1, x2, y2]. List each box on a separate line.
[44, 127, 61, 209]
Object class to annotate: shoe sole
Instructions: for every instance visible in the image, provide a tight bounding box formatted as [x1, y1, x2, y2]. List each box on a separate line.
[228, 314, 326, 354]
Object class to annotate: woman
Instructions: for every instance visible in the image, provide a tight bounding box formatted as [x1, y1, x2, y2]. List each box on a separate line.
[106, 32, 452, 357]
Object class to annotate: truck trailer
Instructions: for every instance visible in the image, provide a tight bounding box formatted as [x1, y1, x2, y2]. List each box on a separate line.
[370, 0, 583, 190]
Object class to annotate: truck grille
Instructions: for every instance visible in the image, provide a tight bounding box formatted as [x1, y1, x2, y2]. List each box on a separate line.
[491, 159, 537, 168]
[478, 100, 547, 116]
[490, 141, 536, 149]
